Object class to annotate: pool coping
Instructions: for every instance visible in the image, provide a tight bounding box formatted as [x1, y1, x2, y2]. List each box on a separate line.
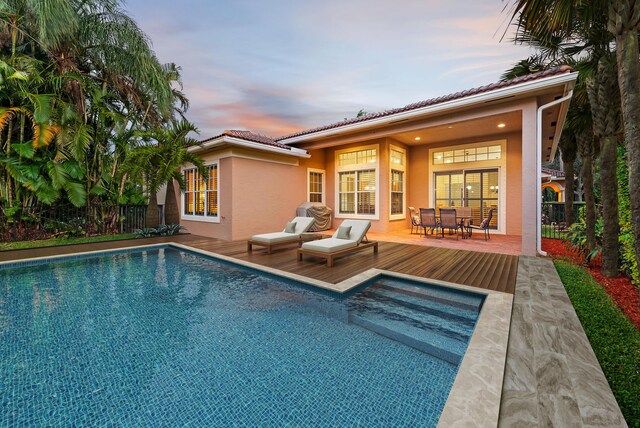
[1, 241, 513, 427]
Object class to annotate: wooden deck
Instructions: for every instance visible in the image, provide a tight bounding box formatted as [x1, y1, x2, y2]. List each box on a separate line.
[0, 234, 518, 294]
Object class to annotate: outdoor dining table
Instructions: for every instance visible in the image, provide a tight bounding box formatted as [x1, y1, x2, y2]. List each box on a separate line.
[435, 214, 474, 238]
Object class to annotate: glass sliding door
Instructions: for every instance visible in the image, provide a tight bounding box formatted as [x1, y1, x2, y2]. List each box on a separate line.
[434, 172, 464, 210]
[434, 169, 499, 229]
[464, 169, 499, 229]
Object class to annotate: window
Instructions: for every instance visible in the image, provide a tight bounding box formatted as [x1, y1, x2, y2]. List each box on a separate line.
[391, 170, 404, 215]
[183, 163, 218, 221]
[336, 146, 378, 217]
[433, 144, 501, 165]
[389, 146, 406, 217]
[307, 169, 325, 203]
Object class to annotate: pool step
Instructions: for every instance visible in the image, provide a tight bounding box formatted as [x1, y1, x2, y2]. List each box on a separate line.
[348, 284, 482, 364]
[349, 310, 465, 365]
[377, 280, 484, 312]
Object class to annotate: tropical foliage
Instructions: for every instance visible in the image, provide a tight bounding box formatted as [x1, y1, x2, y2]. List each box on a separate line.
[505, 0, 640, 282]
[0, 0, 199, 240]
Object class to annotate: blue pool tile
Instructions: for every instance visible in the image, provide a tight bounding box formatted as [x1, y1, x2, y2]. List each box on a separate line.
[0, 247, 481, 427]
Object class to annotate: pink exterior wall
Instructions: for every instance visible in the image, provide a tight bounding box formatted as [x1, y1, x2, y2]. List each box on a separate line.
[178, 149, 326, 241]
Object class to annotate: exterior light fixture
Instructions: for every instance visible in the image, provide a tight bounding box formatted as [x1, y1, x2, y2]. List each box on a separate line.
[414, 137, 421, 141]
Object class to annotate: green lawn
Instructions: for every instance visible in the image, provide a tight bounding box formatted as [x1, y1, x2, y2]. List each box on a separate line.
[554, 260, 640, 427]
[0, 233, 137, 251]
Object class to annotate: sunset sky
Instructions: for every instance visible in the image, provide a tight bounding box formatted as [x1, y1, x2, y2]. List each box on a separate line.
[127, 0, 531, 139]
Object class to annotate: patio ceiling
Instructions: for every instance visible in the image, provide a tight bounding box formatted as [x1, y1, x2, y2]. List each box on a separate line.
[391, 111, 522, 146]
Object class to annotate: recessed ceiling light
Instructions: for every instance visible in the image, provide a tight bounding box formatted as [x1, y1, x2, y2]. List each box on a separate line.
[447, 126, 453, 129]
[414, 137, 421, 141]
[497, 123, 506, 128]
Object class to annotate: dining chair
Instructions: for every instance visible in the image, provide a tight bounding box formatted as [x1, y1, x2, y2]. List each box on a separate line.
[408, 206, 421, 234]
[439, 208, 463, 240]
[468, 208, 495, 240]
[419, 208, 440, 237]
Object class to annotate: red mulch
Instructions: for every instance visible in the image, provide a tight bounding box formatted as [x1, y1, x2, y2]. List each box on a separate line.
[542, 238, 640, 331]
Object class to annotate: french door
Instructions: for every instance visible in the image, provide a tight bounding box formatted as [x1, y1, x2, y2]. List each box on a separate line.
[434, 169, 499, 229]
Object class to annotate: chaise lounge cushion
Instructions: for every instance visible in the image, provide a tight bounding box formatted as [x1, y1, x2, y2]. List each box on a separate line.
[336, 225, 351, 240]
[300, 238, 357, 253]
[251, 232, 301, 244]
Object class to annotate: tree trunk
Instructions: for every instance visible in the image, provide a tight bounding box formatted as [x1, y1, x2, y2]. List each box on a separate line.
[587, 57, 621, 277]
[582, 154, 596, 253]
[146, 191, 159, 228]
[577, 129, 597, 254]
[600, 136, 620, 276]
[616, 29, 640, 283]
[562, 150, 576, 226]
[164, 180, 180, 225]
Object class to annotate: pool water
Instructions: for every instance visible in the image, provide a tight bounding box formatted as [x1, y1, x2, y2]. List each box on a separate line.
[0, 247, 483, 427]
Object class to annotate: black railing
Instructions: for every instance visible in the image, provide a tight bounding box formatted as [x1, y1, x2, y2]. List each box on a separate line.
[0, 204, 147, 242]
[541, 201, 585, 239]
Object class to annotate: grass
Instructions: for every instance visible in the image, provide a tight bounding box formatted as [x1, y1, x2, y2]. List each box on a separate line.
[0, 233, 137, 251]
[554, 260, 640, 427]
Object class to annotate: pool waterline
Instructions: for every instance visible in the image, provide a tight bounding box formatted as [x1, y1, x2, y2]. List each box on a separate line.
[0, 243, 513, 427]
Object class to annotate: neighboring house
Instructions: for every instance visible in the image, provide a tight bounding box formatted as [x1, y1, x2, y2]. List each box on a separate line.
[541, 167, 566, 201]
[171, 66, 577, 256]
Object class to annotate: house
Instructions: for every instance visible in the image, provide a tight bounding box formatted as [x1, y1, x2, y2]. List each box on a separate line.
[541, 167, 567, 201]
[174, 66, 578, 256]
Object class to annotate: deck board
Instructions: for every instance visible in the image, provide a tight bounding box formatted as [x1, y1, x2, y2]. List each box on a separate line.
[0, 234, 518, 294]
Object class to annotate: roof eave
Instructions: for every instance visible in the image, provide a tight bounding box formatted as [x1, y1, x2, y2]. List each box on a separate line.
[279, 71, 579, 145]
[189, 136, 310, 158]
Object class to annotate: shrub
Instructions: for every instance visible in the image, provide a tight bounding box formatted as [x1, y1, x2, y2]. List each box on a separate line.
[564, 207, 602, 264]
[134, 224, 186, 238]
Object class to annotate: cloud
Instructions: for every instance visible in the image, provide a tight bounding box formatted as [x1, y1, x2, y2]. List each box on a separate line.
[127, 0, 533, 139]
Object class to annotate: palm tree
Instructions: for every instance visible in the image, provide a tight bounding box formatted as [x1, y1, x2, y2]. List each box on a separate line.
[586, 57, 622, 276]
[124, 120, 205, 228]
[505, 0, 625, 276]
[609, 1, 640, 280]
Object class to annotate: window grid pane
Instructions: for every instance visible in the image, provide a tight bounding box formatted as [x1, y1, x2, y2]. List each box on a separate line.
[432, 144, 501, 165]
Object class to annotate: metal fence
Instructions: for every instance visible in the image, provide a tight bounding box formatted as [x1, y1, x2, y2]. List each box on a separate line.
[0, 204, 147, 242]
[541, 201, 585, 240]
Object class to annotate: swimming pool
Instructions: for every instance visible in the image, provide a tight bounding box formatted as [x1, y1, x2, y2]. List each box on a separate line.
[0, 246, 484, 426]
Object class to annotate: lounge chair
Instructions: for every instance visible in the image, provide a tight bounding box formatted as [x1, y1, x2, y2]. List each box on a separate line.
[247, 217, 316, 254]
[297, 219, 378, 267]
[419, 208, 440, 237]
[468, 208, 495, 240]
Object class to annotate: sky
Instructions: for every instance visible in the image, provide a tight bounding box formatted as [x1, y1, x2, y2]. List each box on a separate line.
[126, 0, 532, 139]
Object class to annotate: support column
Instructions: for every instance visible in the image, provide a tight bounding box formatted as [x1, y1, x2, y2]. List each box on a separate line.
[521, 101, 538, 256]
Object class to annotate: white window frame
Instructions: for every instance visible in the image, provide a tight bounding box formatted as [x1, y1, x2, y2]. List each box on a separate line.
[307, 168, 325, 204]
[181, 161, 220, 223]
[428, 140, 506, 233]
[389, 145, 407, 220]
[335, 144, 380, 220]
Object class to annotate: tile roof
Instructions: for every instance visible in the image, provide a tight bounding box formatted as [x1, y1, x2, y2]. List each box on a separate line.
[201, 130, 292, 150]
[276, 65, 574, 141]
[542, 167, 565, 178]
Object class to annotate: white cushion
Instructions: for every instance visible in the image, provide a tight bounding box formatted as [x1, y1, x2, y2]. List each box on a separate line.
[301, 238, 357, 253]
[331, 220, 370, 243]
[285, 217, 315, 235]
[251, 232, 300, 244]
